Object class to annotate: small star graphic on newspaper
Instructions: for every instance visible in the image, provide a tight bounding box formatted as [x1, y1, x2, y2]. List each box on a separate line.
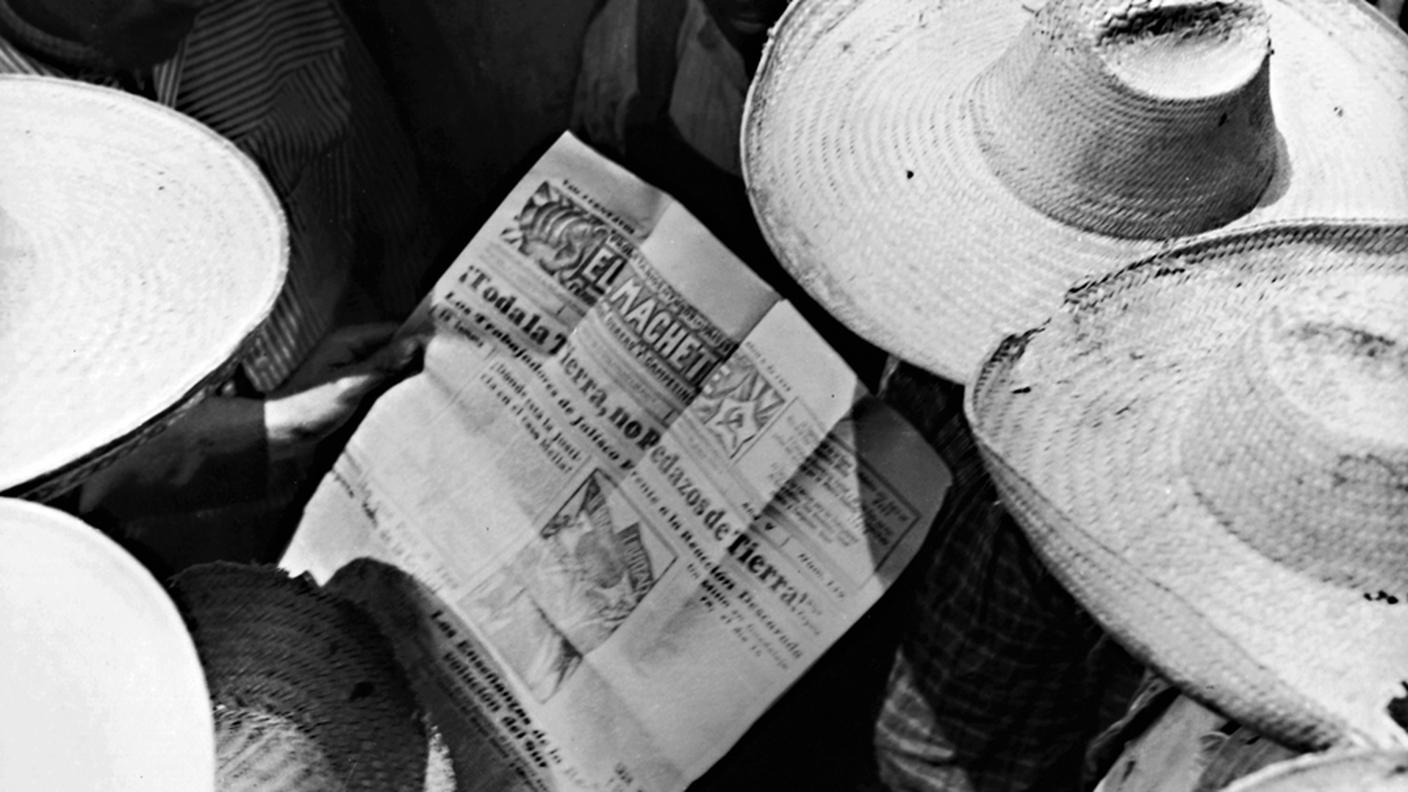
[710, 393, 763, 456]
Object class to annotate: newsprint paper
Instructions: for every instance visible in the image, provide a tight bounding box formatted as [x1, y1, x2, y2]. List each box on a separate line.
[281, 133, 951, 792]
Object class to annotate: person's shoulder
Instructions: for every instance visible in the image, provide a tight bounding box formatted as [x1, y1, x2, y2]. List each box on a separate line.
[188, 0, 346, 40]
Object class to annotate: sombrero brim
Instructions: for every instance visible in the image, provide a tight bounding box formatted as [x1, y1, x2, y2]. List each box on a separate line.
[1220, 749, 1408, 791]
[743, 0, 1408, 383]
[0, 498, 215, 791]
[967, 222, 1408, 750]
[0, 75, 287, 499]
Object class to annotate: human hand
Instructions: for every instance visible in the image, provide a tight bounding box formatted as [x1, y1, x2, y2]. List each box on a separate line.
[264, 323, 425, 458]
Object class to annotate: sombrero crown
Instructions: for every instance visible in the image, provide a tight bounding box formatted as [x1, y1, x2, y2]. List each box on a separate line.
[974, 0, 1275, 238]
[744, 0, 1408, 382]
[1181, 293, 1408, 595]
[968, 221, 1408, 750]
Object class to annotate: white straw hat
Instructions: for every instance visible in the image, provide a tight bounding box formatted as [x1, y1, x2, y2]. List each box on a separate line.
[743, 0, 1408, 383]
[169, 563, 454, 792]
[967, 221, 1408, 750]
[0, 74, 287, 500]
[1219, 749, 1408, 791]
[0, 498, 215, 791]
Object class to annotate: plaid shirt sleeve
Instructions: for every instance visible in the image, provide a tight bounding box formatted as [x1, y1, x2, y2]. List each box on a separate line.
[874, 361, 1142, 792]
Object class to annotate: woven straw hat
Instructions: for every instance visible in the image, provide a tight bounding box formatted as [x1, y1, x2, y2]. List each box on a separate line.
[743, 0, 1408, 383]
[0, 74, 287, 500]
[967, 221, 1408, 750]
[1220, 750, 1408, 791]
[169, 563, 455, 791]
[0, 498, 215, 791]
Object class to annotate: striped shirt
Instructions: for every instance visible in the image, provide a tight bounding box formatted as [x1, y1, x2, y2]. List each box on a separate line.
[0, 0, 436, 391]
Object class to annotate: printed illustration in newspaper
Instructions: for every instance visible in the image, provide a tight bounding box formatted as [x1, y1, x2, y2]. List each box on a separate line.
[282, 133, 950, 792]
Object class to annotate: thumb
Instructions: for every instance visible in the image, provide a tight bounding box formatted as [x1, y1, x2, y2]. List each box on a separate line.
[339, 334, 426, 396]
[380, 334, 427, 373]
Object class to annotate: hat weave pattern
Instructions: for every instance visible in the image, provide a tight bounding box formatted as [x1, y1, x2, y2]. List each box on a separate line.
[743, 0, 1408, 382]
[1180, 306, 1408, 593]
[171, 563, 435, 792]
[968, 221, 1408, 750]
[973, 0, 1276, 239]
[0, 75, 286, 499]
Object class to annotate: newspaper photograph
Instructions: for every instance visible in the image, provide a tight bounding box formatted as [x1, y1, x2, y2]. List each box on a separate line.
[281, 133, 950, 792]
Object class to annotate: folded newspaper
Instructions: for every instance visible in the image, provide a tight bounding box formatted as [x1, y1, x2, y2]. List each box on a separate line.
[281, 133, 951, 792]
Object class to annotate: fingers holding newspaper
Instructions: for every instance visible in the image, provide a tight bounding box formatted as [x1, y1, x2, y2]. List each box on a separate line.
[265, 323, 427, 459]
[78, 324, 426, 518]
[280, 133, 951, 792]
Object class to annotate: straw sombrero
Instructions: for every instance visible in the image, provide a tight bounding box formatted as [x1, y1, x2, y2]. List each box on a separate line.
[743, 0, 1408, 383]
[169, 563, 454, 791]
[967, 221, 1408, 750]
[0, 498, 215, 791]
[1219, 749, 1408, 791]
[0, 75, 287, 500]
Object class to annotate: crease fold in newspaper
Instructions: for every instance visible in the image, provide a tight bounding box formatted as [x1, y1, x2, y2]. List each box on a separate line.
[281, 132, 952, 792]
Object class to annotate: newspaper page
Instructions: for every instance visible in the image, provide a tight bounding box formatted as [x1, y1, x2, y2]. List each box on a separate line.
[281, 133, 950, 792]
